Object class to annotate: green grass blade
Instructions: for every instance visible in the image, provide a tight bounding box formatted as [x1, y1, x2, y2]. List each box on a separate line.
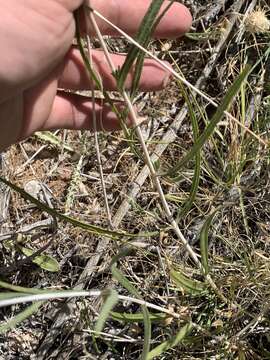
[0, 280, 45, 294]
[35, 131, 74, 152]
[0, 301, 44, 334]
[200, 210, 218, 275]
[111, 311, 168, 323]
[170, 268, 206, 295]
[176, 82, 201, 219]
[0, 292, 31, 300]
[131, 54, 146, 98]
[167, 65, 251, 176]
[19, 246, 60, 272]
[94, 289, 119, 336]
[146, 322, 193, 359]
[130, 1, 175, 97]
[116, 0, 164, 90]
[0, 177, 128, 238]
[111, 258, 151, 360]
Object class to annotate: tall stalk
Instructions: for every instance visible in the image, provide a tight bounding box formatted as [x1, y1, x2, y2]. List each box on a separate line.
[81, 4, 229, 303]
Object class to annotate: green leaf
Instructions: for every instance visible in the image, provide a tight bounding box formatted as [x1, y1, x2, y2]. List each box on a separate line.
[129, 1, 176, 98]
[111, 311, 168, 323]
[0, 292, 31, 300]
[167, 65, 251, 176]
[94, 289, 119, 336]
[0, 301, 44, 334]
[111, 253, 151, 360]
[0, 177, 130, 239]
[35, 131, 74, 152]
[176, 81, 201, 219]
[0, 280, 44, 294]
[170, 268, 206, 295]
[200, 210, 218, 275]
[19, 246, 60, 272]
[146, 322, 193, 359]
[117, 0, 164, 90]
[185, 32, 212, 41]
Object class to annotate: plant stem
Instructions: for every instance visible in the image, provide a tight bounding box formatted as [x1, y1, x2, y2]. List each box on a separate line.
[86, 9, 228, 303]
[84, 5, 113, 228]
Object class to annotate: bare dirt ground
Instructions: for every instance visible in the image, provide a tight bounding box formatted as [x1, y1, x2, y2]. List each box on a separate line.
[1, 1, 270, 359]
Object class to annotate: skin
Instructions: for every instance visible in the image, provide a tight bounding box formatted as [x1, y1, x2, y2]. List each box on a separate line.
[0, 0, 192, 151]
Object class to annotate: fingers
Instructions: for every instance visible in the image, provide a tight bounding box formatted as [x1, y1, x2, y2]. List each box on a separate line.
[44, 92, 134, 132]
[45, 92, 133, 132]
[21, 67, 135, 142]
[22, 71, 131, 138]
[86, 0, 192, 38]
[59, 48, 171, 91]
[57, 0, 84, 11]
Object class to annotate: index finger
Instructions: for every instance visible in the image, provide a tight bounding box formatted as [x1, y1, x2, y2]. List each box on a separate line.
[86, 0, 192, 38]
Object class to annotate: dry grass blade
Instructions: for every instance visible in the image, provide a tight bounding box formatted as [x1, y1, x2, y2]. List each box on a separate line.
[84, 19, 113, 228]
[0, 177, 127, 238]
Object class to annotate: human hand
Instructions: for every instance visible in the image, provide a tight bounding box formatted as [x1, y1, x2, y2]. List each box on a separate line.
[0, 0, 192, 151]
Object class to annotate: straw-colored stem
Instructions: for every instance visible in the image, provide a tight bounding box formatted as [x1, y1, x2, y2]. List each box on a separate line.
[0, 290, 181, 319]
[84, 5, 113, 229]
[86, 9, 228, 304]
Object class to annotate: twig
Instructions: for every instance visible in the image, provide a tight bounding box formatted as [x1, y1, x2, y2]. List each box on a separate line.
[235, 304, 270, 339]
[0, 218, 54, 242]
[0, 290, 183, 319]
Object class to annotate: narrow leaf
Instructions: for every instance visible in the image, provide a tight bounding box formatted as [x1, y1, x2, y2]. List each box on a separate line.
[111, 258, 151, 359]
[170, 268, 206, 295]
[35, 131, 73, 152]
[200, 210, 218, 275]
[0, 301, 44, 334]
[0, 280, 44, 294]
[0, 292, 30, 300]
[95, 289, 119, 335]
[146, 322, 193, 359]
[117, 0, 164, 89]
[111, 311, 168, 323]
[168, 65, 251, 175]
[19, 246, 60, 272]
[176, 81, 201, 218]
[130, 0, 175, 97]
[0, 177, 129, 238]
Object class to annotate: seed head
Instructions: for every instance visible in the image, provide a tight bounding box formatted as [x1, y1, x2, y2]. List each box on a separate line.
[244, 9, 270, 34]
